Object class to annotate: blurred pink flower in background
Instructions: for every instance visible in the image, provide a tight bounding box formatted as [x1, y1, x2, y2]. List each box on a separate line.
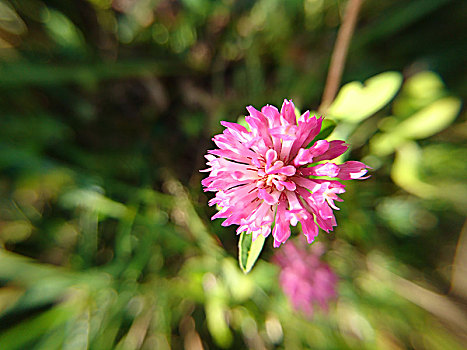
[201, 100, 369, 247]
[273, 241, 337, 317]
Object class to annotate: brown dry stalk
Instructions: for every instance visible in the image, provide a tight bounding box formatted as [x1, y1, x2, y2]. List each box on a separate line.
[319, 0, 363, 113]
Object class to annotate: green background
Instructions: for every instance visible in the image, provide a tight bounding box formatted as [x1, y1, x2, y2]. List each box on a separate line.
[0, 0, 466, 349]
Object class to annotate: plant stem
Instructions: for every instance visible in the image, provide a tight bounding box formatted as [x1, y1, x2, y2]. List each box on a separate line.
[319, 0, 363, 113]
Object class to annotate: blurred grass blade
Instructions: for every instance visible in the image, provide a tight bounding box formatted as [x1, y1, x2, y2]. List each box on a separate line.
[0, 61, 184, 88]
[238, 232, 266, 274]
[0, 304, 75, 350]
[0, 0, 27, 36]
[63, 310, 90, 350]
[0, 250, 111, 314]
[163, 176, 222, 256]
[35, 327, 67, 350]
[60, 189, 128, 219]
[206, 299, 233, 348]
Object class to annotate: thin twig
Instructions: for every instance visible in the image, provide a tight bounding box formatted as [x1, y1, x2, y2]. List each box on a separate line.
[451, 218, 467, 299]
[319, 0, 363, 114]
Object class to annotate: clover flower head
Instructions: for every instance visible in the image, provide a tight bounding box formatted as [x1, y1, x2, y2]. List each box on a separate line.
[273, 241, 337, 317]
[201, 100, 369, 247]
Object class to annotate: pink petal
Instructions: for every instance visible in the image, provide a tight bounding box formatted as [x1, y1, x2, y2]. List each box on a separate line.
[258, 188, 279, 205]
[261, 105, 281, 127]
[313, 140, 349, 162]
[337, 161, 370, 180]
[280, 99, 297, 125]
[300, 163, 339, 177]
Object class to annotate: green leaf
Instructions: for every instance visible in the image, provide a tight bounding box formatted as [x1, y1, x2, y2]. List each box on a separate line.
[328, 72, 403, 123]
[236, 116, 251, 132]
[44, 9, 86, 50]
[395, 97, 461, 140]
[371, 97, 461, 156]
[314, 118, 336, 142]
[392, 71, 445, 117]
[391, 142, 436, 198]
[238, 232, 266, 274]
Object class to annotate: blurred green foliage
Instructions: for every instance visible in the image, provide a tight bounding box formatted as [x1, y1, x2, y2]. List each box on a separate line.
[0, 0, 466, 349]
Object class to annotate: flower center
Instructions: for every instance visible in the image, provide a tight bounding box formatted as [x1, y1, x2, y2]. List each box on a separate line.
[257, 173, 287, 189]
[256, 159, 297, 192]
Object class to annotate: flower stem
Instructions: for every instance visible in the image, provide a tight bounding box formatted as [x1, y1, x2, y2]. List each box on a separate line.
[319, 0, 363, 114]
